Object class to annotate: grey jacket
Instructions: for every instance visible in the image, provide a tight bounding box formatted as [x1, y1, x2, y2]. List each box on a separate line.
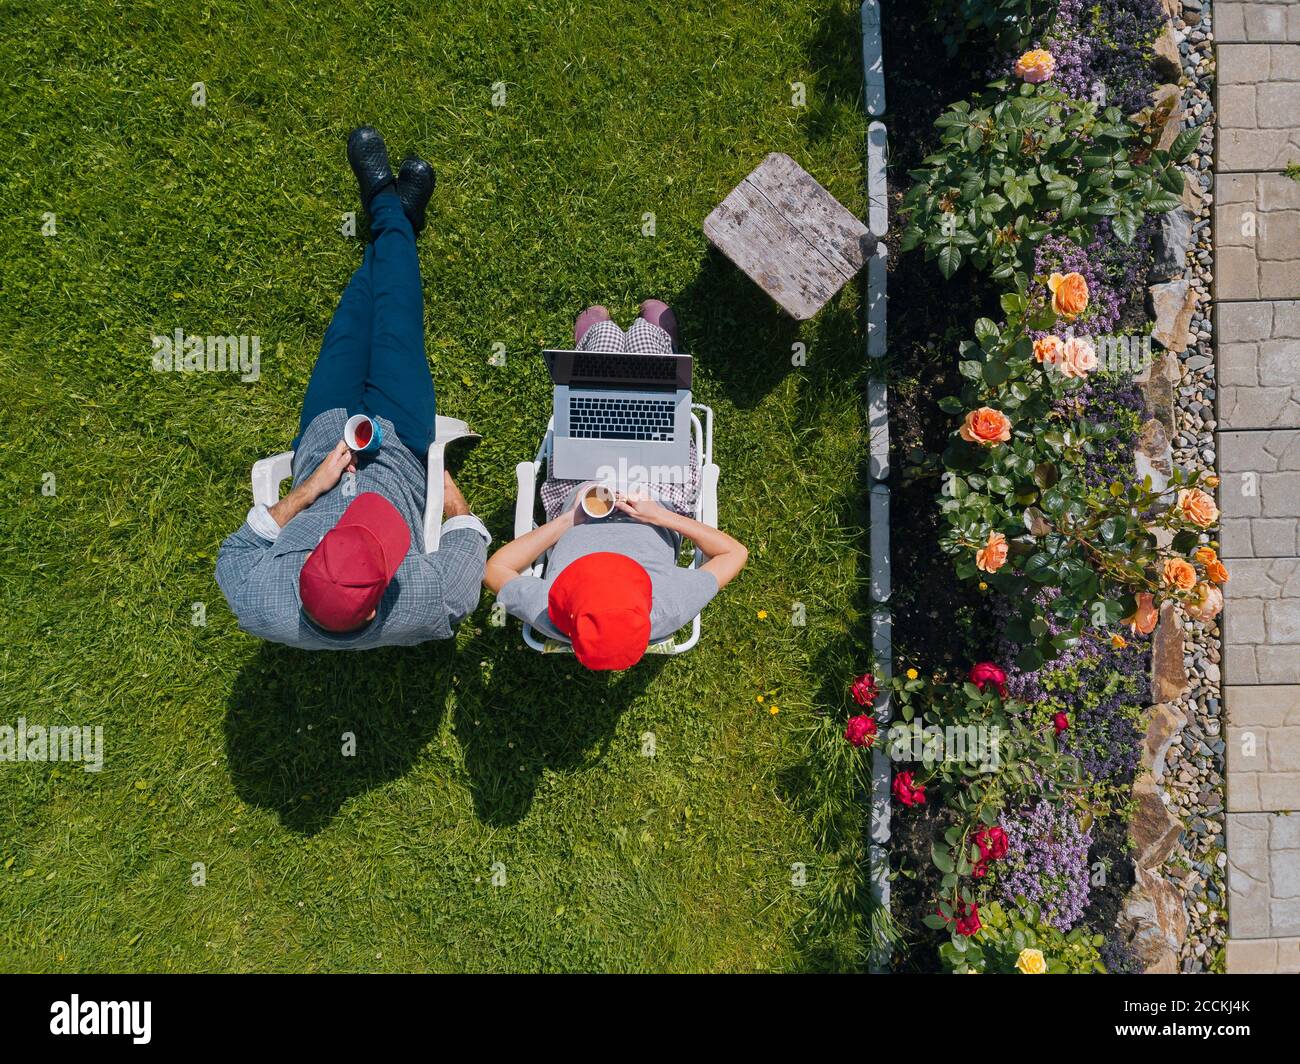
[215, 408, 488, 649]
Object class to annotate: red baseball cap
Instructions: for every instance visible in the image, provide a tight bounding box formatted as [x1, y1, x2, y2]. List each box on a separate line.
[299, 492, 411, 632]
[548, 552, 652, 670]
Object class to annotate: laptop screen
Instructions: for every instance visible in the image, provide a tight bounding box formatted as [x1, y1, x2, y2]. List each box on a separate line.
[544, 350, 692, 390]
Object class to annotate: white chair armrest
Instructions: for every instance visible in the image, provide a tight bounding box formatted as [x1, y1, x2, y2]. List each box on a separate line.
[251, 451, 294, 507]
[424, 444, 448, 552]
[700, 463, 720, 528]
[423, 418, 480, 552]
[515, 461, 538, 539]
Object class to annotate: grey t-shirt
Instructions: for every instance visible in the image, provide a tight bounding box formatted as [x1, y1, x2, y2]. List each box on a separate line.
[497, 517, 719, 643]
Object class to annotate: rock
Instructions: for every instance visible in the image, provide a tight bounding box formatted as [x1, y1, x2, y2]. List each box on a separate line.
[1182, 173, 1205, 215]
[1149, 280, 1197, 353]
[1136, 351, 1179, 435]
[1120, 867, 1190, 973]
[1143, 702, 1188, 783]
[1131, 778, 1184, 867]
[1136, 418, 1173, 494]
[1152, 22, 1183, 83]
[1152, 601, 1189, 703]
[1150, 84, 1185, 153]
[1150, 207, 1193, 282]
[1160, 0, 1182, 17]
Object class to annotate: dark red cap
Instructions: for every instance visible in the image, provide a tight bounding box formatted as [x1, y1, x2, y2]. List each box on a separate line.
[547, 552, 652, 670]
[299, 492, 410, 632]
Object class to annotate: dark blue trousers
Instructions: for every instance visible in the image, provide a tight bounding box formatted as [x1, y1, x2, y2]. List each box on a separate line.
[296, 191, 436, 457]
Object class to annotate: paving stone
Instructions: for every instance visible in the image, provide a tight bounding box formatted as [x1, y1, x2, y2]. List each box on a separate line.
[1218, 430, 1300, 556]
[1225, 937, 1279, 972]
[1217, 46, 1300, 171]
[1217, 305, 1300, 421]
[1223, 560, 1300, 686]
[1228, 812, 1272, 936]
[1216, 3, 1300, 44]
[1215, 175, 1300, 300]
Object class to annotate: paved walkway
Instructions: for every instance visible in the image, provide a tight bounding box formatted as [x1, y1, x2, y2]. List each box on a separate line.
[1216, 0, 1300, 975]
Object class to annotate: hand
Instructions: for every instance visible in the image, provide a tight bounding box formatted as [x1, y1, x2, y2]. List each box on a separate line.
[614, 490, 672, 526]
[304, 440, 357, 499]
[442, 469, 471, 518]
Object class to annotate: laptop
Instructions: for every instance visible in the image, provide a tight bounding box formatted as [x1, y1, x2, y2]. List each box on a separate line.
[543, 349, 693, 485]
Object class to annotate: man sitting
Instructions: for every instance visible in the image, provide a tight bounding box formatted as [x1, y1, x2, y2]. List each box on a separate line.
[484, 303, 747, 670]
[216, 128, 489, 649]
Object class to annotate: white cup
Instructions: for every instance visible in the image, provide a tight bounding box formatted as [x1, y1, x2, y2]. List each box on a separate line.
[579, 483, 616, 519]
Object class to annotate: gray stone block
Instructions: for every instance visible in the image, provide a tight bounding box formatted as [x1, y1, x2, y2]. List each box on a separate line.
[867, 241, 887, 359]
[869, 484, 890, 602]
[860, 1, 885, 116]
[868, 377, 889, 481]
[867, 122, 888, 238]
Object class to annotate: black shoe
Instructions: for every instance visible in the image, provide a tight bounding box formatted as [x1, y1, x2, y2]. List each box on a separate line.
[397, 156, 436, 236]
[346, 126, 396, 210]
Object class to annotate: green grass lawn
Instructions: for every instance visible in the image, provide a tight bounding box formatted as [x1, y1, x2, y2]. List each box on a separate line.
[0, 0, 875, 972]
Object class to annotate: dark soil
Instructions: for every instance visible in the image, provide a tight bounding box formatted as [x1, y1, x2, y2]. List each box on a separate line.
[880, 7, 1001, 676]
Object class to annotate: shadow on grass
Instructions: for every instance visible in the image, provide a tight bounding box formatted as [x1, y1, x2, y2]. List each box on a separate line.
[224, 641, 458, 834]
[223, 597, 668, 834]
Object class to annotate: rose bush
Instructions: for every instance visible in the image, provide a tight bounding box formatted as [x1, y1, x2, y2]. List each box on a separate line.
[933, 294, 1224, 668]
[898, 78, 1199, 286]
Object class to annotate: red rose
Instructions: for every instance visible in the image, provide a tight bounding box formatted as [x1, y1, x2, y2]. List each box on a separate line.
[968, 662, 1008, 698]
[892, 771, 927, 808]
[1053, 712, 1069, 735]
[850, 673, 878, 707]
[955, 903, 982, 936]
[844, 714, 878, 749]
[974, 825, 1009, 861]
[972, 861, 988, 879]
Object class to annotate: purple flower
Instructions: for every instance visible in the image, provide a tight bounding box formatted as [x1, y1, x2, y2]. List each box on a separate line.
[997, 799, 1093, 931]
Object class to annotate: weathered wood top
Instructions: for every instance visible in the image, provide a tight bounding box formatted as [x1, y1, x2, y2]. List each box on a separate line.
[703, 152, 872, 321]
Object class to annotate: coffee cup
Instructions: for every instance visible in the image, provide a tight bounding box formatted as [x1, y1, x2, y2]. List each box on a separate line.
[580, 483, 615, 519]
[344, 414, 382, 454]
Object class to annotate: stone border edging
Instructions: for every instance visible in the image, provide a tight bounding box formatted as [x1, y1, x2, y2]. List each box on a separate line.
[861, 0, 891, 973]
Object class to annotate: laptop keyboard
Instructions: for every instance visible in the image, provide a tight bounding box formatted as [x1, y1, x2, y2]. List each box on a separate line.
[573, 353, 679, 383]
[569, 396, 676, 440]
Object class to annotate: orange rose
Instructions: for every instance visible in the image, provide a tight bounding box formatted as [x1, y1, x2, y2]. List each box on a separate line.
[1162, 557, 1197, 591]
[975, 531, 1008, 574]
[1123, 592, 1158, 636]
[1186, 582, 1223, 621]
[1194, 546, 1229, 584]
[1202, 474, 1220, 489]
[1048, 272, 1089, 319]
[959, 407, 1012, 446]
[1059, 337, 1098, 379]
[1033, 336, 1064, 365]
[1014, 49, 1056, 84]
[1176, 488, 1219, 529]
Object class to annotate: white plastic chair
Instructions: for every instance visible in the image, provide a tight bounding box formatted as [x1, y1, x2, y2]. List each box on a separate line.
[250, 415, 479, 552]
[512, 403, 718, 656]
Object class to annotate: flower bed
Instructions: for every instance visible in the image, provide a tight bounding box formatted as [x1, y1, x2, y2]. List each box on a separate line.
[863, 0, 1222, 973]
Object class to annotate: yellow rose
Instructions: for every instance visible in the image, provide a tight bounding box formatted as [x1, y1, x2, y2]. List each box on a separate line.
[1015, 947, 1047, 974]
[1013, 49, 1056, 84]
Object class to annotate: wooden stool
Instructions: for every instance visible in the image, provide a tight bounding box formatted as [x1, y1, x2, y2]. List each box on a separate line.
[703, 152, 872, 321]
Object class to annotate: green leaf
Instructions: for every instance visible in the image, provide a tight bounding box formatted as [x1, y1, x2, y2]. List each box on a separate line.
[1170, 125, 1203, 162]
[938, 243, 962, 278]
